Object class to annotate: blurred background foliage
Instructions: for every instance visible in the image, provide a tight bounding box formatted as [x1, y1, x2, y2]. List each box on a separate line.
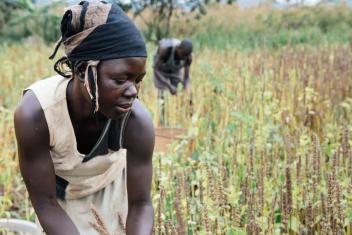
[0, 0, 62, 44]
[1, 0, 352, 49]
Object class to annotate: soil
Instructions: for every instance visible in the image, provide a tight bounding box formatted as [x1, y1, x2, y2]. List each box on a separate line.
[154, 127, 186, 153]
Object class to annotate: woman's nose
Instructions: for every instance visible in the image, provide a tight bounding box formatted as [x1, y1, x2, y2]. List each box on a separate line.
[124, 82, 137, 98]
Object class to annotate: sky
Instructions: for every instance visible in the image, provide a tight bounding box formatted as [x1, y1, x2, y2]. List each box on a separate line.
[36, 0, 352, 7]
[238, 0, 339, 7]
[276, 0, 324, 6]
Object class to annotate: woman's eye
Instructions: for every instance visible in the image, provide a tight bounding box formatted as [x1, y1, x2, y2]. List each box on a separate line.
[115, 80, 126, 85]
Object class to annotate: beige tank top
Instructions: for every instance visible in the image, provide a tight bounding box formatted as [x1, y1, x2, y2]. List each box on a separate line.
[25, 75, 130, 200]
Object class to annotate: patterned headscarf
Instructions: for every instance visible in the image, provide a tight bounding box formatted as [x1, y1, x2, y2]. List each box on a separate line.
[50, 1, 147, 113]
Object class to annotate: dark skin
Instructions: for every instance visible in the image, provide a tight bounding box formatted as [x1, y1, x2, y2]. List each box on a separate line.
[154, 45, 192, 95]
[14, 57, 154, 235]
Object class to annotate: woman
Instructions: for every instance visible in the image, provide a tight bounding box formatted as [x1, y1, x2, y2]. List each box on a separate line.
[14, 1, 154, 235]
[152, 38, 193, 96]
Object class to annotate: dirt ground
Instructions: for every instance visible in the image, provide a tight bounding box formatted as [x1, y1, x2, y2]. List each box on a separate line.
[154, 127, 186, 153]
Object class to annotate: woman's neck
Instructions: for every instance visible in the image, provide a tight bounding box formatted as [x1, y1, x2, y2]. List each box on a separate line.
[66, 77, 107, 126]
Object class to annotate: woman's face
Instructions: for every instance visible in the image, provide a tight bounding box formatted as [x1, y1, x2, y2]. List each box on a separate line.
[176, 47, 191, 60]
[97, 57, 146, 119]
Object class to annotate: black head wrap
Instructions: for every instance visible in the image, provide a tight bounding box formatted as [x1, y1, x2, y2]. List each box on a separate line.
[50, 1, 147, 112]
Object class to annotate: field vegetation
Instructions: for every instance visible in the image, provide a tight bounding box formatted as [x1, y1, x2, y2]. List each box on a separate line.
[1, 3, 352, 235]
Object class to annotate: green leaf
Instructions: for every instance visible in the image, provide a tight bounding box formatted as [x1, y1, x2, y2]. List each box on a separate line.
[289, 216, 301, 234]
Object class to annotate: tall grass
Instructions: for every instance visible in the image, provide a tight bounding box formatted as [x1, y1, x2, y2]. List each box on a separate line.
[0, 39, 352, 233]
[164, 4, 352, 50]
[148, 45, 352, 234]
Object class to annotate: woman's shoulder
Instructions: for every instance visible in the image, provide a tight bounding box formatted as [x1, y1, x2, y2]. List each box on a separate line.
[16, 89, 44, 120]
[14, 89, 50, 146]
[128, 99, 154, 136]
[15, 75, 70, 144]
[130, 99, 151, 120]
[123, 99, 155, 152]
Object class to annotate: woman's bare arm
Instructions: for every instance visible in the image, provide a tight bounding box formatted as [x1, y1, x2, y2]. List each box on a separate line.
[14, 90, 80, 235]
[124, 99, 155, 235]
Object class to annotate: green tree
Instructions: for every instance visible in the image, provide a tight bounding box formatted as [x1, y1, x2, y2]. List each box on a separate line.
[0, 0, 34, 36]
[109, 0, 210, 43]
[1, 1, 62, 43]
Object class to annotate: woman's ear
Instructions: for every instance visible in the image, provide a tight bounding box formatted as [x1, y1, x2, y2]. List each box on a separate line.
[73, 61, 87, 82]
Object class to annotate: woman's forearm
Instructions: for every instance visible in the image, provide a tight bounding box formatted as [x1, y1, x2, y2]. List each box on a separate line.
[154, 70, 175, 90]
[126, 202, 154, 235]
[36, 203, 80, 235]
[183, 66, 190, 85]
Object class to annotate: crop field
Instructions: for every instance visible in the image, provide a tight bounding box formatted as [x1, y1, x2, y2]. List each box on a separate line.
[1, 4, 352, 235]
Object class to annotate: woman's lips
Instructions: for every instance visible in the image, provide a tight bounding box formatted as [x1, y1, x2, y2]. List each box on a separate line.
[115, 103, 132, 112]
[117, 103, 132, 108]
